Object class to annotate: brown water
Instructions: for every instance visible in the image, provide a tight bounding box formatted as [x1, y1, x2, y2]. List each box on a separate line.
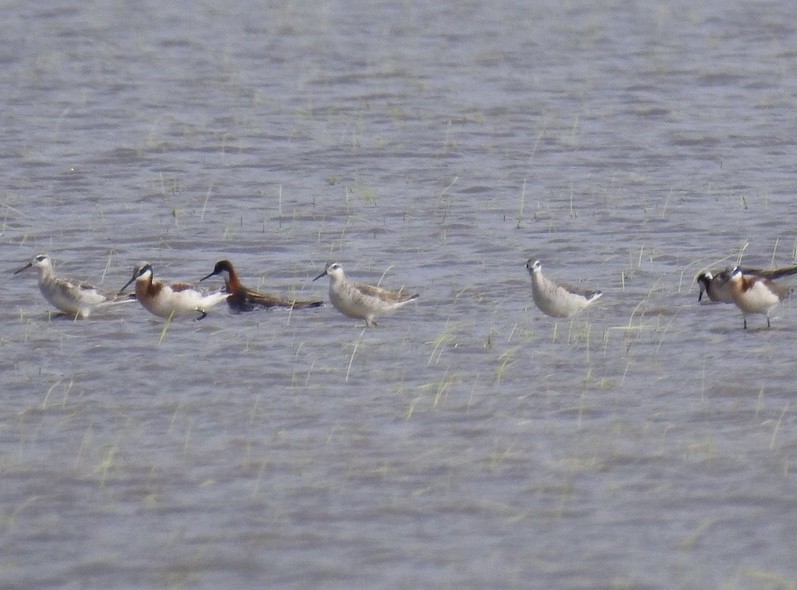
[2, 1, 796, 588]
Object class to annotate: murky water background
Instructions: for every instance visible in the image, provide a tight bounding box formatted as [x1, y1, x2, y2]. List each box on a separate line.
[2, 0, 796, 588]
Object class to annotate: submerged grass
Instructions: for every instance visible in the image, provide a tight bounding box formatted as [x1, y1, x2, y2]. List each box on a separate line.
[769, 403, 789, 450]
[427, 320, 460, 366]
[158, 314, 173, 344]
[406, 370, 458, 418]
[344, 328, 367, 382]
[41, 378, 73, 410]
[495, 347, 518, 385]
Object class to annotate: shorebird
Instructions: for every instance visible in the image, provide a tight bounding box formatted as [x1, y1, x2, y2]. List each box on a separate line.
[200, 259, 323, 312]
[697, 264, 797, 303]
[120, 263, 228, 320]
[727, 266, 791, 329]
[14, 253, 134, 318]
[313, 262, 418, 326]
[525, 258, 602, 318]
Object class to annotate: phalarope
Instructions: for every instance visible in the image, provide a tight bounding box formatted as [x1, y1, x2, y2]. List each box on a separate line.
[313, 262, 418, 326]
[525, 258, 602, 318]
[727, 266, 791, 329]
[697, 265, 797, 303]
[14, 253, 134, 318]
[200, 259, 323, 312]
[120, 263, 229, 320]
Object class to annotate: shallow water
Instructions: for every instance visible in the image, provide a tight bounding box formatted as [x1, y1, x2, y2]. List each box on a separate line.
[2, 0, 796, 588]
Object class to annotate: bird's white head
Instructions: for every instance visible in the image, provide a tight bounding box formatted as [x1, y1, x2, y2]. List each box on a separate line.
[314, 262, 345, 283]
[14, 253, 53, 276]
[525, 259, 542, 274]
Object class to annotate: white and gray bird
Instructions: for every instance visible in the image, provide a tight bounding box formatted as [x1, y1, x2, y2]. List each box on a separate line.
[15, 253, 134, 318]
[313, 262, 418, 326]
[525, 258, 602, 318]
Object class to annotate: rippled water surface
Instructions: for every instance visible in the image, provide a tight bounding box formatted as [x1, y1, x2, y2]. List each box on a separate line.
[2, 1, 796, 588]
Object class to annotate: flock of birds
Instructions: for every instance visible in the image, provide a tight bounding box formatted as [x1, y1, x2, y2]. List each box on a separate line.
[526, 258, 796, 329]
[13, 254, 418, 326]
[13, 253, 797, 329]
